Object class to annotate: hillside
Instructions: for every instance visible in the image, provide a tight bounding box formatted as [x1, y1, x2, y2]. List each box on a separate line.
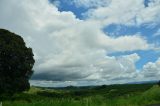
[1, 84, 160, 106]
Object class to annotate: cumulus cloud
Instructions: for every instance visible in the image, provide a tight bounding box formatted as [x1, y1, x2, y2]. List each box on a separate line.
[0, 0, 159, 86]
[141, 58, 160, 80]
[83, 0, 160, 26]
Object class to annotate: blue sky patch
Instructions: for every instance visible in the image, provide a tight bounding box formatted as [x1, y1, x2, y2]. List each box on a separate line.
[104, 24, 160, 43]
[144, 0, 151, 7]
[49, 0, 88, 19]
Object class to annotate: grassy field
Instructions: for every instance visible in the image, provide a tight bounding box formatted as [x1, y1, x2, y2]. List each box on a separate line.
[0, 84, 160, 106]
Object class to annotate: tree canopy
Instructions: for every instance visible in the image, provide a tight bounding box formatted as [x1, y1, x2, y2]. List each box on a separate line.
[0, 29, 35, 95]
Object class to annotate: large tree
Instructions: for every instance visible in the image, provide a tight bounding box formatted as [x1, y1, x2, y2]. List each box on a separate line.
[0, 29, 35, 95]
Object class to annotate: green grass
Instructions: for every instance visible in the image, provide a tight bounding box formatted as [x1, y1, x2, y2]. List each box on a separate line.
[1, 84, 160, 106]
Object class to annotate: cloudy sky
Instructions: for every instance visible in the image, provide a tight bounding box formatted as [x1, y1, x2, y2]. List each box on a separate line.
[0, 0, 160, 87]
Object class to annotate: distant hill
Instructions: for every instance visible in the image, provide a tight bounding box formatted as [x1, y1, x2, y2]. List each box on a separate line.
[127, 80, 159, 84]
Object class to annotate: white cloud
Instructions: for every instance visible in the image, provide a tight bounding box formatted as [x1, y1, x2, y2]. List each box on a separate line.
[0, 0, 159, 86]
[102, 35, 150, 52]
[141, 58, 160, 80]
[83, 0, 160, 26]
[86, 53, 140, 80]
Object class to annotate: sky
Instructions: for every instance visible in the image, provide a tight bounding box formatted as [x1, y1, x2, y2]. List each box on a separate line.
[0, 0, 160, 87]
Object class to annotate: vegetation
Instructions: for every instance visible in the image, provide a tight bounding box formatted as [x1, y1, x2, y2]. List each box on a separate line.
[158, 80, 160, 86]
[0, 83, 160, 106]
[0, 29, 35, 95]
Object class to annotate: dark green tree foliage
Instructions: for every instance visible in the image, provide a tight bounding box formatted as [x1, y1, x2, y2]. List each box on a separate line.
[0, 29, 35, 95]
[158, 80, 160, 86]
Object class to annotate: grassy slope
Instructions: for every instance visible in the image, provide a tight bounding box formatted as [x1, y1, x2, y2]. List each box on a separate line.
[1, 84, 160, 106]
